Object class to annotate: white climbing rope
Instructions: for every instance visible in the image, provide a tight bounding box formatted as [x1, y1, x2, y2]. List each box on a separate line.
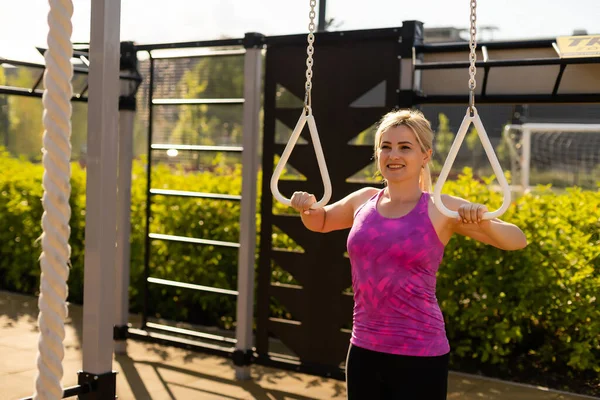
[34, 0, 74, 399]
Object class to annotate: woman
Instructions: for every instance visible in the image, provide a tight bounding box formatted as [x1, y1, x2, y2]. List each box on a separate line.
[289, 109, 527, 399]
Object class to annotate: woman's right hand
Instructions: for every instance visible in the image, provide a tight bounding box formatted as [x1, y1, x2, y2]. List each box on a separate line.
[290, 191, 317, 214]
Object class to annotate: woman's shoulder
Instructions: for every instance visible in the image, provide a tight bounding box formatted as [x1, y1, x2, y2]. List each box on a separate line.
[349, 186, 381, 216]
[352, 186, 380, 203]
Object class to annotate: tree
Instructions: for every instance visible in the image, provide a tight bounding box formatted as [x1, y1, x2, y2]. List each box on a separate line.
[7, 68, 44, 160]
[432, 113, 455, 172]
[324, 17, 344, 31]
[170, 55, 245, 147]
[70, 102, 88, 161]
[0, 67, 86, 161]
[167, 55, 246, 171]
[0, 68, 9, 149]
[466, 125, 482, 172]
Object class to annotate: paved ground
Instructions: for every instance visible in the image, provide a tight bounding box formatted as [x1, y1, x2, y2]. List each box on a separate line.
[1, 291, 597, 400]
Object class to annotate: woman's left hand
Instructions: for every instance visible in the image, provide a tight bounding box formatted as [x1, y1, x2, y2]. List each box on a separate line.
[457, 202, 488, 224]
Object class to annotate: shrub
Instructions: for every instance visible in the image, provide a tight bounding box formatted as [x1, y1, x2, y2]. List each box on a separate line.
[1, 151, 598, 392]
[438, 169, 600, 380]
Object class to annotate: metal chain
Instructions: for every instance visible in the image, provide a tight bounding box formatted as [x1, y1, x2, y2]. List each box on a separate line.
[304, 0, 317, 112]
[468, 0, 477, 114]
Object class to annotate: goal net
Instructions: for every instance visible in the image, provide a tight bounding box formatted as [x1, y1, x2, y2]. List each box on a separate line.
[502, 123, 600, 192]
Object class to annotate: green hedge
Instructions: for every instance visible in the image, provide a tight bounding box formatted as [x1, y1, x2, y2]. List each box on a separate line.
[436, 170, 600, 391]
[1, 150, 599, 393]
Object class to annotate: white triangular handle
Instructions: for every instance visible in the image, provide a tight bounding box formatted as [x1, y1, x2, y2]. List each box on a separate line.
[270, 109, 332, 209]
[433, 107, 511, 220]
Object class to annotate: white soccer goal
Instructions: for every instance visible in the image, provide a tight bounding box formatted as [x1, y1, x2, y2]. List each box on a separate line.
[503, 123, 600, 192]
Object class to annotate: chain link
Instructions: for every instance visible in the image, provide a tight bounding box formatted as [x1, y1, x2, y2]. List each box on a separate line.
[304, 0, 317, 111]
[468, 0, 477, 113]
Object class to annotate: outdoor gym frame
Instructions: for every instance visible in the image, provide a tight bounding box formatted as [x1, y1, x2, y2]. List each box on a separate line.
[2, 9, 598, 398]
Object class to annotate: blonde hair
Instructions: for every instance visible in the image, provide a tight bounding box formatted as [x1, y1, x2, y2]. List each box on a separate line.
[374, 109, 434, 192]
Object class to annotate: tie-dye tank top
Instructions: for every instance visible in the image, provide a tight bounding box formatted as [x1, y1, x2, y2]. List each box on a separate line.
[346, 189, 450, 357]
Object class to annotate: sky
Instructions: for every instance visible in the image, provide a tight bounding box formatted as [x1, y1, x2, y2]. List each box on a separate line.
[0, 0, 598, 62]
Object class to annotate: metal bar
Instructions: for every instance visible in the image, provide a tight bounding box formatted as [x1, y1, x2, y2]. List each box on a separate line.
[136, 38, 244, 51]
[129, 328, 348, 380]
[137, 27, 405, 53]
[148, 277, 239, 295]
[139, 30, 408, 52]
[552, 64, 567, 95]
[146, 322, 238, 343]
[151, 144, 243, 152]
[31, 71, 44, 92]
[127, 328, 236, 356]
[518, 123, 600, 131]
[1, 58, 50, 69]
[415, 57, 600, 70]
[235, 40, 263, 380]
[19, 384, 92, 400]
[271, 282, 302, 290]
[79, 55, 91, 67]
[415, 94, 600, 104]
[37, 45, 94, 59]
[481, 66, 490, 96]
[153, 98, 244, 105]
[64, 384, 91, 398]
[269, 317, 301, 325]
[0, 85, 88, 102]
[114, 108, 135, 355]
[318, 0, 327, 32]
[150, 189, 241, 201]
[256, 43, 277, 358]
[150, 49, 246, 60]
[0, 57, 141, 80]
[82, 0, 121, 375]
[552, 42, 562, 57]
[481, 45, 489, 62]
[0, 58, 86, 74]
[78, 82, 89, 97]
[416, 38, 556, 53]
[264, 27, 403, 46]
[142, 55, 154, 329]
[148, 232, 240, 248]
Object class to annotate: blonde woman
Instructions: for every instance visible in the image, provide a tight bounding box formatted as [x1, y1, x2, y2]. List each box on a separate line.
[290, 109, 527, 399]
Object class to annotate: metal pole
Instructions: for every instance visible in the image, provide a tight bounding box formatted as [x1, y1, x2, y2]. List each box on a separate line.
[81, 0, 121, 382]
[114, 106, 135, 354]
[142, 55, 154, 329]
[317, 0, 327, 32]
[234, 33, 263, 380]
[398, 21, 424, 108]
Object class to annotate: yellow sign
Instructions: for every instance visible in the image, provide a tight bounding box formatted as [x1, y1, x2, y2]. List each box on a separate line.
[556, 35, 600, 58]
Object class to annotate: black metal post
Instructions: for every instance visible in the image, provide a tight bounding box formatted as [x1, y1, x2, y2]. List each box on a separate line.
[114, 41, 141, 345]
[142, 55, 154, 329]
[118, 41, 142, 112]
[398, 20, 424, 108]
[318, 0, 327, 32]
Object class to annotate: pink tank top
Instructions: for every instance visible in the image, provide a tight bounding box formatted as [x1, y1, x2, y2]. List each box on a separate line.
[347, 189, 450, 357]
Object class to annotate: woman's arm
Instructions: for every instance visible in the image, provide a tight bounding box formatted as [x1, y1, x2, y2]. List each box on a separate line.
[292, 187, 379, 233]
[440, 194, 527, 251]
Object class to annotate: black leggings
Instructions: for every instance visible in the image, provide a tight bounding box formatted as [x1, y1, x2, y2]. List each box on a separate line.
[345, 344, 449, 400]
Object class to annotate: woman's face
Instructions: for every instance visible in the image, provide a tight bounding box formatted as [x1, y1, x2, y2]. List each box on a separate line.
[377, 125, 430, 184]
